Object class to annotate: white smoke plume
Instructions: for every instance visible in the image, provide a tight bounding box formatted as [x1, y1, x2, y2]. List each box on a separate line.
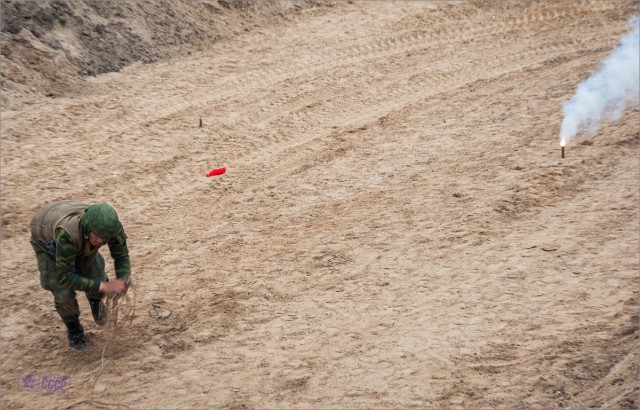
[559, 16, 640, 146]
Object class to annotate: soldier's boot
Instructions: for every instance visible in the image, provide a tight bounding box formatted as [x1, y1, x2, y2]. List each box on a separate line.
[86, 294, 107, 326]
[64, 320, 86, 349]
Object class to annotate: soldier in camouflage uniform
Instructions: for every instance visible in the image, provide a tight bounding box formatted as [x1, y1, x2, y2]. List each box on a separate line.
[30, 201, 131, 349]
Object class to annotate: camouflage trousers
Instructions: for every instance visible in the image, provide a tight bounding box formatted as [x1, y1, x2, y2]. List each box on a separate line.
[31, 241, 107, 324]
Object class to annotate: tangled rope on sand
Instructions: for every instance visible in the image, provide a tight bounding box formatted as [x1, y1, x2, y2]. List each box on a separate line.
[99, 278, 136, 366]
[105, 279, 136, 332]
[66, 279, 137, 409]
[91, 280, 136, 402]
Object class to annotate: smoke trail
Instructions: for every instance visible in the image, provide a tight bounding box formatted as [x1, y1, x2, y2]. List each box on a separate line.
[559, 16, 640, 146]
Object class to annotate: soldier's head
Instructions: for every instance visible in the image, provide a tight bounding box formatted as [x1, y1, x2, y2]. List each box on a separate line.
[81, 203, 123, 246]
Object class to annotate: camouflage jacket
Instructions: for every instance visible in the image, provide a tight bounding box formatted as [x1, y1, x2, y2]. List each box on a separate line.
[30, 201, 131, 292]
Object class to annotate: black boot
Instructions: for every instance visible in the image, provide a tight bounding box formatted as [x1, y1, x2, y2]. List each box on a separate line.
[86, 294, 107, 326]
[64, 320, 86, 349]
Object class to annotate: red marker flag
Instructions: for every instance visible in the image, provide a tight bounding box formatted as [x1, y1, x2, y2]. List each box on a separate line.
[205, 167, 226, 177]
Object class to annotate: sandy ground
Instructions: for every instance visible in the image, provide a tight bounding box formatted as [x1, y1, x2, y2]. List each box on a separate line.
[1, 1, 639, 408]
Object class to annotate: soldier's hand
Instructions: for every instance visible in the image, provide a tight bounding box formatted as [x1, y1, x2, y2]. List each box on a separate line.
[99, 279, 128, 295]
[118, 277, 131, 298]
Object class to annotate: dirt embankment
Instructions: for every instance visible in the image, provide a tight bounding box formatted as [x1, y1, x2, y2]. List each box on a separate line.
[0, 0, 332, 109]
